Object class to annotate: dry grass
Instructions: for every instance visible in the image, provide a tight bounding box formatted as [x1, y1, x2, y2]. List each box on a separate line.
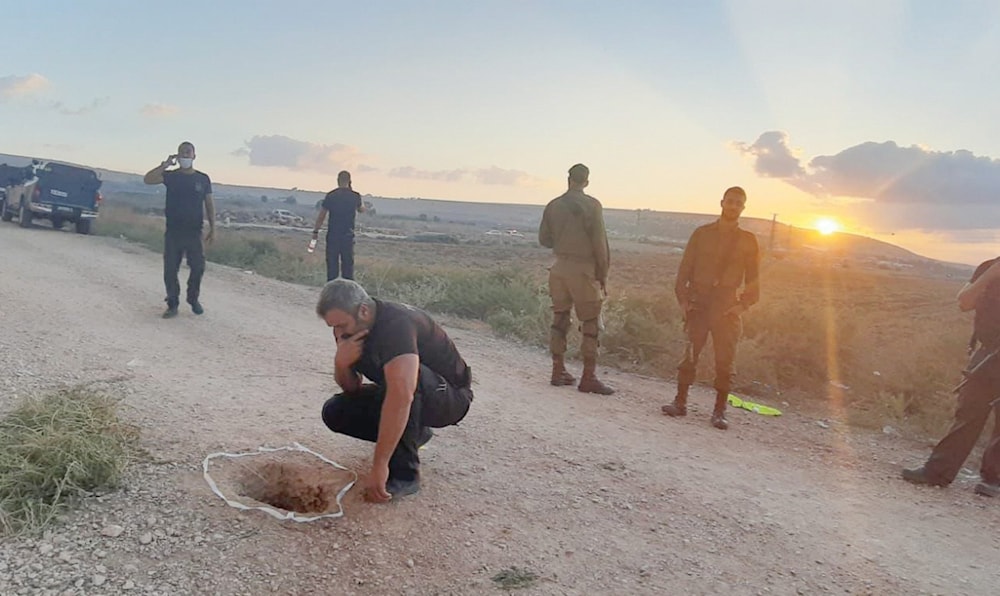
[0, 386, 140, 536]
[94, 204, 973, 437]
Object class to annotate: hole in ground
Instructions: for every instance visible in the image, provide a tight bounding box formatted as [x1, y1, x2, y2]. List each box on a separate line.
[239, 460, 339, 514]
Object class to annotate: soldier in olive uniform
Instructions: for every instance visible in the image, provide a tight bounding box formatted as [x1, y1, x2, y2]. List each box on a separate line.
[662, 186, 760, 430]
[903, 257, 1000, 498]
[538, 164, 614, 395]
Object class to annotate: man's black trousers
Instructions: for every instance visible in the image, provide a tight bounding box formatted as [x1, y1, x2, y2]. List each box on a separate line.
[321, 365, 472, 482]
[163, 229, 205, 307]
[326, 233, 356, 281]
[924, 345, 1000, 485]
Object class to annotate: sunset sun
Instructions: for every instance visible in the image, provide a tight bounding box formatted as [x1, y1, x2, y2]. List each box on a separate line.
[816, 218, 840, 236]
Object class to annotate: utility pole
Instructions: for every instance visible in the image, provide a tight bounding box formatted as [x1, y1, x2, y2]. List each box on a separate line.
[769, 213, 777, 254]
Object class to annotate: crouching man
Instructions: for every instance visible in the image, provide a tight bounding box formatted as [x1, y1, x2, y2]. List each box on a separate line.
[317, 279, 473, 502]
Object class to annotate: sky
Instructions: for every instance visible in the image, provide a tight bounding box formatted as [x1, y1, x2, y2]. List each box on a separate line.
[2, 0, 1000, 264]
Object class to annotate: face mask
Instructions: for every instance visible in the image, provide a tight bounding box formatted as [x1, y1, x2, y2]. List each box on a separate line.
[178, 157, 194, 169]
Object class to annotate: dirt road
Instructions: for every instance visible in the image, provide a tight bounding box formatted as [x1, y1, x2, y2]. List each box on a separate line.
[1, 226, 998, 595]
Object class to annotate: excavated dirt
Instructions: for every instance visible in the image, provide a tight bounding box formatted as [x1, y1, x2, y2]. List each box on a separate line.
[238, 458, 342, 514]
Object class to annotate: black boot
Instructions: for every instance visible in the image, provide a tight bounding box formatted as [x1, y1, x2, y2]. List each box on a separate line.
[661, 384, 689, 417]
[711, 391, 729, 430]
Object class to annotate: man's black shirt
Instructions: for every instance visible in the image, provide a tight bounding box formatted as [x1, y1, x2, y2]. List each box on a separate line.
[322, 187, 362, 236]
[163, 169, 212, 233]
[354, 300, 471, 389]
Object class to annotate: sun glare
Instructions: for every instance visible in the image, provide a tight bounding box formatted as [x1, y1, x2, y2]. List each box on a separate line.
[816, 218, 840, 236]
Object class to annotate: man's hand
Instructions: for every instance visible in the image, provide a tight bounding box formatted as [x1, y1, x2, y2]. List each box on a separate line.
[724, 303, 747, 317]
[163, 154, 177, 167]
[204, 227, 215, 246]
[363, 462, 391, 503]
[335, 329, 368, 369]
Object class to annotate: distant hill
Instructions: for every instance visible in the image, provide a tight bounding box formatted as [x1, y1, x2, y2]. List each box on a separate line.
[0, 152, 970, 275]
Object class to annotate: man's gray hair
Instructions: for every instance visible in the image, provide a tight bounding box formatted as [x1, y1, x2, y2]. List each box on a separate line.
[316, 279, 374, 317]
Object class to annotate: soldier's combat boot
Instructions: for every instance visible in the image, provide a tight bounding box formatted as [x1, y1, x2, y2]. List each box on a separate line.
[578, 358, 615, 395]
[661, 385, 689, 417]
[551, 354, 576, 386]
[711, 391, 729, 430]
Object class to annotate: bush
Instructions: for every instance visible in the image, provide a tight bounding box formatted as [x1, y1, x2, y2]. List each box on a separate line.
[0, 387, 140, 536]
[207, 236, 280, 270]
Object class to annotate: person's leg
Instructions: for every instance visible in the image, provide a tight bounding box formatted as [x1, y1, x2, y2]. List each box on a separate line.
[320, 371, 471, 494]
[548, 267, 575, 386]
[162, 232, 183, 317]
[569, 268, 613, 394]
[321, 384, 384, 442]
[906, 349, 999, 486]
[663, 309, 710, 416]
[976, 405, 1000, 496]
[185, 232, 206, 313]
[325, 234, 341, 281]
[708, 312, 742, 430]
[389, 365, 473, 483]
[340, 234, 356, 280]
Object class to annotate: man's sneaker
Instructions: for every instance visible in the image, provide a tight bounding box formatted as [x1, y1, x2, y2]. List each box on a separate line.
[162, 305, 178, 319]
[901, 466, 949, 487]
[190, 301, 204, 315]
[974, 481, 1000, 497]
[386, 476, 421, 499]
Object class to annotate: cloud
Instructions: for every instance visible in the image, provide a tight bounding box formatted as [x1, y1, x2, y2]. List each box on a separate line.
[729, 131, 808, 181]
[236, 134, 540, 186]
[733, 131, 1000, 232]
[387, 166, 468, 182]
[473, 166, 537, 186]
[0, 73, 49, 100]
[48, 96, 110, 116]
[141, 103, 179, 118]
[734, 131, 1000, 204]
[387, 165, 538, 186]
[233, 135, 366, 173]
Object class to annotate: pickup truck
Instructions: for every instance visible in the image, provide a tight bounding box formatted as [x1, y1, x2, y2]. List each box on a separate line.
[0, 160, 102, 234]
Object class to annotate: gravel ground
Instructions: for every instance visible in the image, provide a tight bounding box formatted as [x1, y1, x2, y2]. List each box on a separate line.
[1, 225, 999, 595]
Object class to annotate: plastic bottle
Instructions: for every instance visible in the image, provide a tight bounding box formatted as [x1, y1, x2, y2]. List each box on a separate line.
[307, 238, 318, 253]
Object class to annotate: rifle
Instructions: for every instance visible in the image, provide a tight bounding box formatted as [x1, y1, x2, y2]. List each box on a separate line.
[953, 342, 1000, 394]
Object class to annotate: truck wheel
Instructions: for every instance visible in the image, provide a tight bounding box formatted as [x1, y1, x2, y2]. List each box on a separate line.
[52, 217, 65, 230]
[75, 219, 92, 235]
[18, 202, 32, 228]
[0, 201, 10, 222]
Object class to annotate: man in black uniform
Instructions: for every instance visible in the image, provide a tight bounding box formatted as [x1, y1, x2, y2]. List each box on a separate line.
[903, 257, 1000, 497]
[312, 171, 366, 281]
[317, 279, 473, 502]
[143, 141, 216, 318]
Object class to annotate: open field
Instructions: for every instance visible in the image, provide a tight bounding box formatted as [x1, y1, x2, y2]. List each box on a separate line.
[91, 204, 976, 439]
